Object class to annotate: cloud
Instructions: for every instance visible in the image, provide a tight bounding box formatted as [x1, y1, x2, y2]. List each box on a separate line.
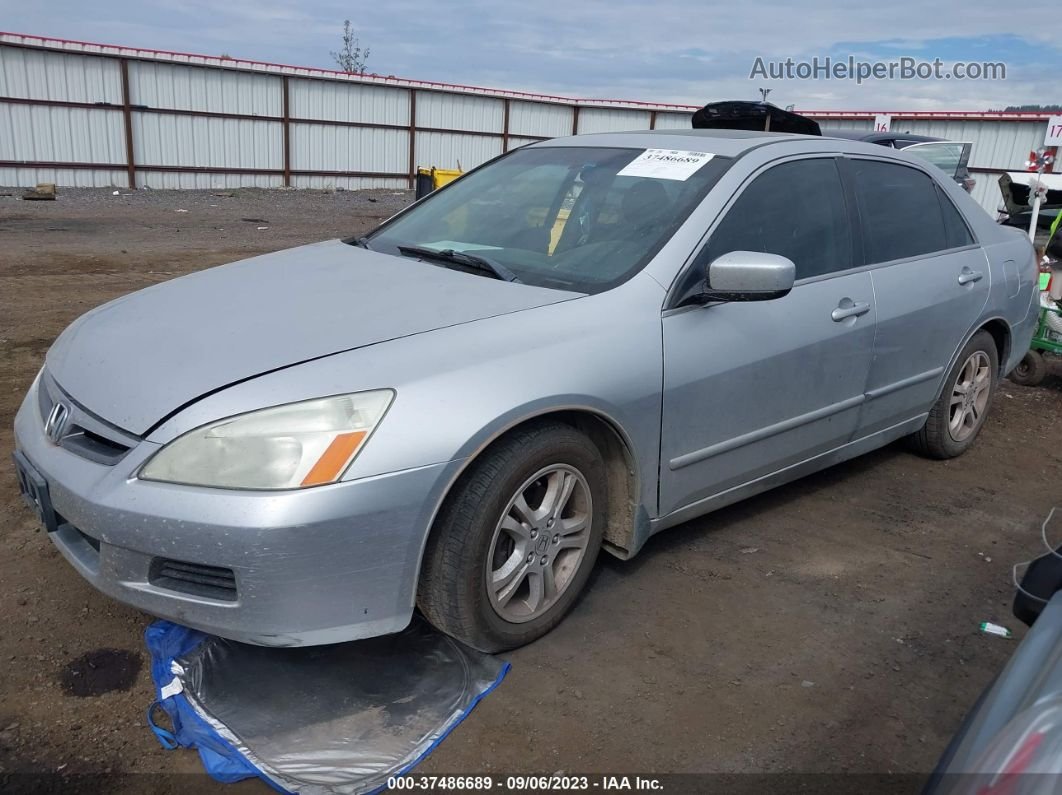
[3, 0, 1060, 109]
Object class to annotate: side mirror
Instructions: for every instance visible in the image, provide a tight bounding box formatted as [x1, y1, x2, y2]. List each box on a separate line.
[704, 251, 795, 302]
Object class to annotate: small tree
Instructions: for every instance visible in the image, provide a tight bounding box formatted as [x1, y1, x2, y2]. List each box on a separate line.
[331, 20, 370, 74]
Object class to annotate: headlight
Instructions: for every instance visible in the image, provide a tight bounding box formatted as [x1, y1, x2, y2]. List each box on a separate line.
[140, 391, 394, 490]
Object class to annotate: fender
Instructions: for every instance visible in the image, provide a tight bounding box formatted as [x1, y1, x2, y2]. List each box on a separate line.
[409, 397, 651, 600]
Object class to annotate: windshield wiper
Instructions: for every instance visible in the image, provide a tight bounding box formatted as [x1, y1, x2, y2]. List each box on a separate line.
[352, 236, 374, 250]
[397, 245, 522, 283]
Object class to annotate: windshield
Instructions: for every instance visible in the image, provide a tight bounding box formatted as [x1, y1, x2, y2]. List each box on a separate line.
[364, 146, 731, 293]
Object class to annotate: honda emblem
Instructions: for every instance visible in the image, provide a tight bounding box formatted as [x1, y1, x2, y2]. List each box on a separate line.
[44, 402, 69, 444]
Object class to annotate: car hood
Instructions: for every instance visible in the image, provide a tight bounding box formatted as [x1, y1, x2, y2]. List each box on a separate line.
[46, 239, 579, 435]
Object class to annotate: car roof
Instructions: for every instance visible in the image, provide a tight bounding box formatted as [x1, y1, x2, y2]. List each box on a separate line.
[531, 128, 804, 158]
[527, 127, 967, 171]
[821, 129, 945, 145]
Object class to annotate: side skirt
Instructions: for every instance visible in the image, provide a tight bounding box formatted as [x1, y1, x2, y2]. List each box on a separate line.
[644, 414, 928, 541]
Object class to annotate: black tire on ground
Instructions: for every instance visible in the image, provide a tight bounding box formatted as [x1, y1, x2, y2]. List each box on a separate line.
[417, 421, 607, 652]
[1008, 350, 1047, 387]
[910, 330, 999, 460]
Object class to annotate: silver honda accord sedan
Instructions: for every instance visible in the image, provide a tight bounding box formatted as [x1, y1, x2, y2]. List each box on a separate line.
[13, 129, 1040, 651]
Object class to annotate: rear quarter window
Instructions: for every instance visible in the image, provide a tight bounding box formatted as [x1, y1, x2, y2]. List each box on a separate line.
[938, 188, 975, 248]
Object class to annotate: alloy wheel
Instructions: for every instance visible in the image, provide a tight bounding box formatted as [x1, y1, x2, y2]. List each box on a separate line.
[485, 464, 593, 623]
[948, 350, 992, 442]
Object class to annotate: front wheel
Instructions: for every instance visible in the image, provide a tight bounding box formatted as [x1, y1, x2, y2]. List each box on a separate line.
[417, 422, 606, 652]
[910, 330, 998, 459]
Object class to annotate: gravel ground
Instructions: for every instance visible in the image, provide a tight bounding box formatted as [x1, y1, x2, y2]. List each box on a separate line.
[1, 187, 1061, 793]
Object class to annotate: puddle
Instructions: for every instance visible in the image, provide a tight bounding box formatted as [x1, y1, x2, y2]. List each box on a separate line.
[60, 649, 143, 697]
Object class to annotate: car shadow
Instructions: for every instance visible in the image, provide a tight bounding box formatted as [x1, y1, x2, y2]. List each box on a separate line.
[587, 441, 905, 586]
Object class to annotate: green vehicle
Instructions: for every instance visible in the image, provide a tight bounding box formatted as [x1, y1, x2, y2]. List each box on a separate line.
[1010, 209, 1062, 387]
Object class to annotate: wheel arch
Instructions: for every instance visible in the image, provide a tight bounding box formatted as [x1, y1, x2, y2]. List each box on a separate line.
[413, 406, 645, 592]
[937, 317, 1013, 402]
[979, 317, 1012, 377]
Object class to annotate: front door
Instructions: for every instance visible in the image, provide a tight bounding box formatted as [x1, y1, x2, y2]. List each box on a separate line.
[659, 157, 876, 517]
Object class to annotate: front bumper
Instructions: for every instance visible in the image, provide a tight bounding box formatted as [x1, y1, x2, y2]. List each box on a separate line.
[13, 381, 460, 646]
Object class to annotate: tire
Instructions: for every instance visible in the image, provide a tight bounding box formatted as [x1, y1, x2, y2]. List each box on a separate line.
[417, 422, 607, 652]
[910, 330, 998, 460]
[1008, 350, 1047, 387]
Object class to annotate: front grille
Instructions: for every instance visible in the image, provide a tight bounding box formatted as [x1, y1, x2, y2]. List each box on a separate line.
[37, 371, 138, 465]
[149, 558, 238, 602]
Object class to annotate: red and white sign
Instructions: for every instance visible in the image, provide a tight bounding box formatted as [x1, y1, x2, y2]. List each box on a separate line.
[874, 114, 891, 132]
[1045, 115, 1062, 147]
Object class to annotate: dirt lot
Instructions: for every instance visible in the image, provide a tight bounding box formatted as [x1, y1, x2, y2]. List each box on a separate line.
[1, 187, 1060, 792]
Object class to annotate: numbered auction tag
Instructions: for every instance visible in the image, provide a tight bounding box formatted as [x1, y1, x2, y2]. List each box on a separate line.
[617, 149, 715, 181]
[1045, 115, 1062, 147]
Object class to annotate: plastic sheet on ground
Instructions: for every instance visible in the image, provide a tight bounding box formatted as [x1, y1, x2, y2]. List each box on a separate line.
[145, 617, 510, 794]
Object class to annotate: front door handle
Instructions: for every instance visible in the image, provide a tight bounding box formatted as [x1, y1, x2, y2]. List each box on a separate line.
[958, 269, 984, 285]
[831, 300, 871, 322]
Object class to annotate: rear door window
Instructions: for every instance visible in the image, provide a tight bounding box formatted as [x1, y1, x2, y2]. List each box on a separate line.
[849, 159, 948, 264]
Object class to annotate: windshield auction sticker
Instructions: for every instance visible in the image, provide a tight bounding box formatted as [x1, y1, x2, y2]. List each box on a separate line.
[617, 149, 715, 181]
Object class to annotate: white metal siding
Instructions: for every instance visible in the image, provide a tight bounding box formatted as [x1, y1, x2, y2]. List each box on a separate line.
[578, 108, 652, 134]
[813, 118, 873, 133]
[508, 136, 547, 150]
[291, 123, 407, 174]
[128, 61, 281, 116]
[291, 175, 407, 190]
[417, 91, 503, 134]
[289, 78, 409, 125]
[1, 38, 1057, 202]
[920, 120, 1047, 171]
[969, 176, 1003, 216]
[0, 103, 125, 163]
[509, 100, 572, 137]
[0, 46, 121, 103]
[654, 112, 693, 129]
[414, 131, 502, 171]
[138, 171, 283, 189]
[0, 166, 126, 188]
[132, 113, 282, 168]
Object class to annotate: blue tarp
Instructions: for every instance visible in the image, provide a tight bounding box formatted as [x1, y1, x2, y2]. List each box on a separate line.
[144, 619, 510, 794]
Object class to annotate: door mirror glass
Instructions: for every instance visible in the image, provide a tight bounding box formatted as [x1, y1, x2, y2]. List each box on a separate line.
[705, 251, 795, 302]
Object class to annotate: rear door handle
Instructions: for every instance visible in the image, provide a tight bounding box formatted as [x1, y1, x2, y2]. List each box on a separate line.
[958, 269, 984, 285]
[831, 300, 871, 322]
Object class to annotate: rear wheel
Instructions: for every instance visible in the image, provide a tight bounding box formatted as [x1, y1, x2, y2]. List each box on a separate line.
[1008, 350, 1047, 387]
[910, 331, 998, 459]
[417, 422, 606, 652]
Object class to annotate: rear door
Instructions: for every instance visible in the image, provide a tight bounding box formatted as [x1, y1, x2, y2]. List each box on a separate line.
[659, 157, 877, 517]
[845, 157, 990, 436]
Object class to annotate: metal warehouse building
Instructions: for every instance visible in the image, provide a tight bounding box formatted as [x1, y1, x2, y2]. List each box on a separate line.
[1, 31, 1056, 216]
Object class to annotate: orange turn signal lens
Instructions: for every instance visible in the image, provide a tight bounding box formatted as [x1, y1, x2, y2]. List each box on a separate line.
[300, 430, 368, 487]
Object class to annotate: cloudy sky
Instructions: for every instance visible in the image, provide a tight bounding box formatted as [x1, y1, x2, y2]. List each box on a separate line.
[3, 1, 1060, 110]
